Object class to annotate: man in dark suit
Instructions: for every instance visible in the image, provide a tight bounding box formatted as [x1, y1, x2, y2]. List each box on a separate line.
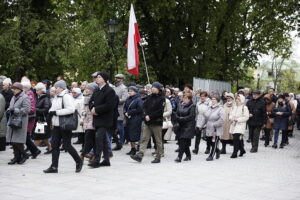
[89, 72, 116, 168]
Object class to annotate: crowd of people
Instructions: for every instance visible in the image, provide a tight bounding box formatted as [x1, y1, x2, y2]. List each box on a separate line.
[0, 73, 299, 173]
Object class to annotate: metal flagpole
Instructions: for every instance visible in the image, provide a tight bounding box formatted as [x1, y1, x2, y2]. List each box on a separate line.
[140, 38, 150, 84]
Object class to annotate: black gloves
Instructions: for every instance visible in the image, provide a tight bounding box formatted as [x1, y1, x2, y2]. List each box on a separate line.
[49, 111, 57, 116]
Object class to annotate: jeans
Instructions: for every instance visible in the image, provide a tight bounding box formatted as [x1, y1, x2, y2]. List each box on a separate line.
[95, 127, 109, 162]
[249, 126, 261, 151]
[51, 127, 81, 168]
[107, 133, 112, 153]
[117, 120, 125, 145]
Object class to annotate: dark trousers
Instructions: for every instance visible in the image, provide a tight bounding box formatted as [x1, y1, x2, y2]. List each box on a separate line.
[194, 128, 202, 150]
[264, 128, 271, 146]
[207, 136, 220, 157]
[178, 138, 191, 159]
[26, 131, 39, 154]
[232, 134, 245, 155]
[51, 127, 81, 168]
[81, 129, 96, 156]
[282, 130, 288, 144]
[249, 125, 261, 151]
[12, 143, 26, 161]
[0, 137, 6, 151]
[95, 127, 109, 162]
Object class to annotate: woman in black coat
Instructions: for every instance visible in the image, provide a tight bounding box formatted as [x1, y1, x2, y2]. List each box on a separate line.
[33, 83, 52, 154]
[174, 92, 196, 162]
[124, 86, 143, 155]
[271, 95, 291, 149]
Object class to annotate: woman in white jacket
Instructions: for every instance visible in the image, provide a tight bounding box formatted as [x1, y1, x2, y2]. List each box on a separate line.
[72, 88, 85, 146]
[229, 94, 249, 158]
[43, 80, 82, 173]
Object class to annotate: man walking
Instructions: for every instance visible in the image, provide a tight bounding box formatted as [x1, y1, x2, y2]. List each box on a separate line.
[89, 72, 116, 168]
[130, 82, 165, 163]
[246, 90, 267, 153]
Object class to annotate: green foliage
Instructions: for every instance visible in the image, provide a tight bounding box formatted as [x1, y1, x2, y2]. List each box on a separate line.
[0, 0, 298, 87]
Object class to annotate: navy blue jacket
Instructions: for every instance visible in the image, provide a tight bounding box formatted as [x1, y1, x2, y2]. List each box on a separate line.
[272, 102, 291, 130]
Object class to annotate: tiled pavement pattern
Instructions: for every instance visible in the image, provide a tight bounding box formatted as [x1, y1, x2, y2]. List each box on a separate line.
[1, 130, 300, 200]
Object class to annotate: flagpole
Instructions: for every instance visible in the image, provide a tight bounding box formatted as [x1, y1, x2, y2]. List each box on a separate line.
[140, 38, 150, 84]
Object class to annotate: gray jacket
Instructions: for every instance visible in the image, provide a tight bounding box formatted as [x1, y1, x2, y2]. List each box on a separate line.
[6, 92, 31, 143]
[202, 103, 225, 137]
[114, 82, 128, 121]
[0, 94, 7, 138]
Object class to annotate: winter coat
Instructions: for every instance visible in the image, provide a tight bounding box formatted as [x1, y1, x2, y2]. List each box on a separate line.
[114, 82, 128, 121]
[288, 100, 296, 131]
[83, 95, 94, 130]
[221, 102, 234, 140]
[49, 90, 75, 127]
[196, 98, 211, 128]
[124, 94, 143, 142]
[1, 89, 13, 110]
[175, 101, 196, 139]
[163, 98, 172, 122]
[25, 90, 37, 133]
[0, 94, 7, 138]
[6, 92, 31, 143]
[143, 93, 165, 126]
[89, 84, 116, 129]
[264, 95, 275, 129]
[73, 94, 85, 133]
[272, 102, 291, 131]
[246, 96, 267, 127]
[229, 96, 250, 135]
[202, 103, 225, 137]
[36, 94, 51, 124]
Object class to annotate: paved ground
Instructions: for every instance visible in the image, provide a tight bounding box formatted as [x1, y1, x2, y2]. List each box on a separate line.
[1, 130, 300, 200]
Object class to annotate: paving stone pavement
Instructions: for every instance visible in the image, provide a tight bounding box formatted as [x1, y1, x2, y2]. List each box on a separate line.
[1, 130, 300, 200]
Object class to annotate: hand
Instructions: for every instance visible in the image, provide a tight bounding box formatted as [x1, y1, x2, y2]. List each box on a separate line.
[234, 119, 238, 123]
[125, 113, 129, 117]
[276, 112, 283, 116]
[262, 124, 266, 129]
[249, 114, 253, 118]
[80, 122, 83, 126]
[91, 108, 97, 116]
[145, 115, 150, 121]
[14, 108, 20, 114]
[49, 111, 56, 116]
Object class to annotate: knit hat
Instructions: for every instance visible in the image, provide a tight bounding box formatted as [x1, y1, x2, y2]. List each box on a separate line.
[86, 82, 97, 92]
[11, 82, 23, 91]
[252, 90, 261, 95]
[35, 82, 46, 93]
[128, 86, 138, 93]
[3, 78, 12, 85]
[96, 72, 109, 83]
[152, 82, 163, 91]
[278, 94, 285, 100]
[226, 93, 235, 100]
[72, 87, 82, 94]
[54, 80, 67, 89]
[21, 81, 31, 89]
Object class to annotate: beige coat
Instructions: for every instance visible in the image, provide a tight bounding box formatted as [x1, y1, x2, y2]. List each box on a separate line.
[221, 102, 234, 140]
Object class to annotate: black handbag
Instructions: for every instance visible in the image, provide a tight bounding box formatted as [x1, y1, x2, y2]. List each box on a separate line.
[8, 114, 22, 129]
[59, 95, 79, 131]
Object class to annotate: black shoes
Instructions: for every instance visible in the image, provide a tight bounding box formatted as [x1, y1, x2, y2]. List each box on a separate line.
[239, 150, 246, 157]
[43, 166, 58, 173]
[192, 149, 198, 155]
[174, 157, 181, 162]
[206, 156, 213, 161]
[99, 160, 111, 167]
[183, 156, 191, 161]
[272, 144, 278, 149]
[250, 148, 257, 153]
[44, 149, 52, 155]
[8, 157, 18, 165]
[220, 148, 226, 154]
[113, 144, 122, 151]
[88, 161, 101, 168]
[130, 155, 142, 162]
[126, 148, 136, 156]
[151, 158, 160, 164]
[279, 143, 284, 148]
[18, 154, 29, 164]
[76, 161, 83, 173]
[204, 148, 210, 154]
[32, 150, 41, 159]
[246, 139, 251, 143]
[230, 154, 238, 159]
[216, 150, 220, 159]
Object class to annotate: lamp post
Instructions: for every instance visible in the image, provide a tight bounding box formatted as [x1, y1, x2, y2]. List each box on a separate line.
[257, 73, 260, 90]
[108, 19, 118, 81]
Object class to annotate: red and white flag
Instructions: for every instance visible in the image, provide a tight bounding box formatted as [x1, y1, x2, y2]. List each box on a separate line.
[127, 4, 141, 77]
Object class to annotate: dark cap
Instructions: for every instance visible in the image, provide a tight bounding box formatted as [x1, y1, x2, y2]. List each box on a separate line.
[252, 90, 261, 95]
[96, 72, 109, 83]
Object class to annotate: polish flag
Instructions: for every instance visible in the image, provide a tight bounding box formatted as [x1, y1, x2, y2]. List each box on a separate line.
[127, 4, 141, 77]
